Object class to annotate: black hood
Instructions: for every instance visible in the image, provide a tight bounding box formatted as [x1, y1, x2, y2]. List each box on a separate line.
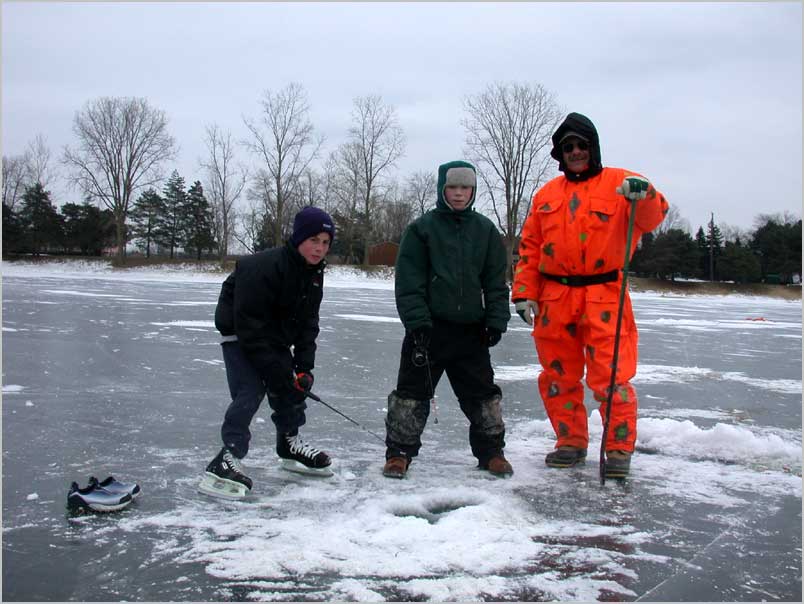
[550, 112, 603, 182]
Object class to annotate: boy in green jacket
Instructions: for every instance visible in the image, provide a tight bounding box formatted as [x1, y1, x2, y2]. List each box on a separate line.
[383, 160, 513, 478]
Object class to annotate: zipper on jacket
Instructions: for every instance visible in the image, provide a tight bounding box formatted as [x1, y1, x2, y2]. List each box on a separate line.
[456, 219, 463, 311]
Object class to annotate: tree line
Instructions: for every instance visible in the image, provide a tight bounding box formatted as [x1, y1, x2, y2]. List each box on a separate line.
[630, 212, 801, 284]
[2, 83, 801, 284]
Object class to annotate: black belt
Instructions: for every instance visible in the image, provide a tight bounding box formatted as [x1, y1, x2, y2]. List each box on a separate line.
[541, 269, 619, 287]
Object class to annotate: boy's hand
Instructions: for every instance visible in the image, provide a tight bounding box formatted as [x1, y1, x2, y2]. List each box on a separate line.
[294, 372, 314, 393]
[411, 326, 432, 348]
[268, 362, 294, 395]
[514, 299, 538, 325]
[484, 327, 502, 348]
[616, 176, 650, 201]
[410, 326, 432, 367]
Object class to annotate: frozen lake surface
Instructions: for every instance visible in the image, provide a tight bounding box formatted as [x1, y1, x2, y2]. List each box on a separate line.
[2, 261, 801, 601]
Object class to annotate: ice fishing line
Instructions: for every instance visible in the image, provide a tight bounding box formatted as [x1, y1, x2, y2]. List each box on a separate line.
[600, 194, 638, 486]
[303, 390, 386, 444]
[412, 341, 438, 424]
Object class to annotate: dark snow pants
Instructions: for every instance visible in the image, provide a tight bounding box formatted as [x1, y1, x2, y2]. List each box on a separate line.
[385, 319, 505, 466]
[219, 341, 307, 459]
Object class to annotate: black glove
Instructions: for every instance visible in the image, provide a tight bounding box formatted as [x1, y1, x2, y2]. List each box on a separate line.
[293, 371, 314, 393]
[484, 326, 502, 348]
[410, 326, 432, 367]
[411, 326, 432, 348]
[267, 359, 294, 395]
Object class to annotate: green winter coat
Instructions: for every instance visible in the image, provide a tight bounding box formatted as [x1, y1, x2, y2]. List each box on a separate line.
[394, 160, 510, 332]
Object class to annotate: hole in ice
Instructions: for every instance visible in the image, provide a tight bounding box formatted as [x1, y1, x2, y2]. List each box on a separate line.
[388, 494, 485, 524]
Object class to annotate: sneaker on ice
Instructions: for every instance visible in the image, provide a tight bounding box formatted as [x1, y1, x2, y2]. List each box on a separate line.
[277, 433, 333, 477]
[198, 447, 253, 499]
[89, 475, 141, 499]
[67, 481, 133, 513]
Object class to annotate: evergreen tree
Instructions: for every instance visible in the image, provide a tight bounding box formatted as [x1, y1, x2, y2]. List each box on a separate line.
[156, 170, 187, 258]
[751, 218, 802, 284]
[630, 231, 655, 276]
[60, 201, 113, 255]
[129, 188, 163, 257]
[2, 203, 24, 255]
[18, 182, 63, 255]
[183, 181, 216, 259]
[718, 239, 761, 283]
[705, 216, 724, 280]
[694, 226, 708, 278]
[640, 229, 699, 280]
[255, 213, 276, 252]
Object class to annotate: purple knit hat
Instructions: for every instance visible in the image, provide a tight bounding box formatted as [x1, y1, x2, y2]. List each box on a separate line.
[290, 206, 335, 247]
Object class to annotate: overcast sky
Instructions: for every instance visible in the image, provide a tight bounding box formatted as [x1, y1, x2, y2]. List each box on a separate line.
[2, 1, 802, 232]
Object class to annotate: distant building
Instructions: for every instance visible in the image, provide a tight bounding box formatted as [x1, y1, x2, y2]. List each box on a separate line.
[367, 242, 399, 266]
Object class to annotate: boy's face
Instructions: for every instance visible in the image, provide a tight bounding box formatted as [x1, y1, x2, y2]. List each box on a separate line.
[444, 185, 473, 211]
[298, 232, 331, 265]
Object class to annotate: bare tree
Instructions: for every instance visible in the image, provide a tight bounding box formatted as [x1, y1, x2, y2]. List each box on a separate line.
[377, 184, 415, 243]
[348, 95, 405, 264]
[233, 197, 265, 254]
[2, 154, 30, 210]
[201, 123, 247, 265]
[462, 82, 562, 275]
[720, 223, 752, 244]
[754, 210, 801, 228]
[242, 83, 323, 248]
[655, 204, 690, 235]
[404, 170, 437, 218]
[299, 168, 336, 214]
[63, 96, 176, 262]
[26, 134, 57, 190]
[328, 142, 365, 263]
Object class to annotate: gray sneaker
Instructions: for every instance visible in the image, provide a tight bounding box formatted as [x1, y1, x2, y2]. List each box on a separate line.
[67, 481, 133, 513]
[89, 475, 141, 499]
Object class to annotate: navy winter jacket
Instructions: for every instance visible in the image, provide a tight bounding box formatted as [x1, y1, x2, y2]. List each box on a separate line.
[215, 241, 324, 379]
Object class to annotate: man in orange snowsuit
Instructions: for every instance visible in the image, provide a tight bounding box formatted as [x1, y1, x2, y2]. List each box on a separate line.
[512, 112, 668, 478]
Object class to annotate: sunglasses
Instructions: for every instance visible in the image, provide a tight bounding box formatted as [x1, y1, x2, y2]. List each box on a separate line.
[561, 140, 589, 153]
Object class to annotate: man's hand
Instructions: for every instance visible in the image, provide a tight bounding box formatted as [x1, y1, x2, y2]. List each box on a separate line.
[616, 175, 650, 201]
[514, 299, 538, 325]
[294, 371, 314, 393]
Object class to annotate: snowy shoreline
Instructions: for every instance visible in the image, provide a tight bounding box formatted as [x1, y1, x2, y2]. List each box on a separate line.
[2, 258, 799, 302]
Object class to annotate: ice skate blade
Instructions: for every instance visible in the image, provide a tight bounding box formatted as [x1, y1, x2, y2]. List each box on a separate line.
[280, 459, 334, 477]
[198, 473, 250, 500]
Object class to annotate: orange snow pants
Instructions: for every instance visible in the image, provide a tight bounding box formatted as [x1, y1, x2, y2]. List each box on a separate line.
[533, 283, 638, 452]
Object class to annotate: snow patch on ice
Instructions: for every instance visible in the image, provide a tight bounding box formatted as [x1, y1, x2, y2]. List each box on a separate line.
[495, 363, 802, 395]
[334, 314, 401, 324]
[150, 321, 215, 329]
[638, 418, 801, 467]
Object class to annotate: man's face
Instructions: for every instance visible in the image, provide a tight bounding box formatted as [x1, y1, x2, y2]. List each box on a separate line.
[298, 232, 331, 265]
[561, 137, 591, 174]
[444, 185, 473, 211]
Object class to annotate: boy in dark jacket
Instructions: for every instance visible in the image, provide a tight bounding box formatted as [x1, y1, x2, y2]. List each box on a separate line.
[383, 160, 513, 479]
[199, 206, 335, 499]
